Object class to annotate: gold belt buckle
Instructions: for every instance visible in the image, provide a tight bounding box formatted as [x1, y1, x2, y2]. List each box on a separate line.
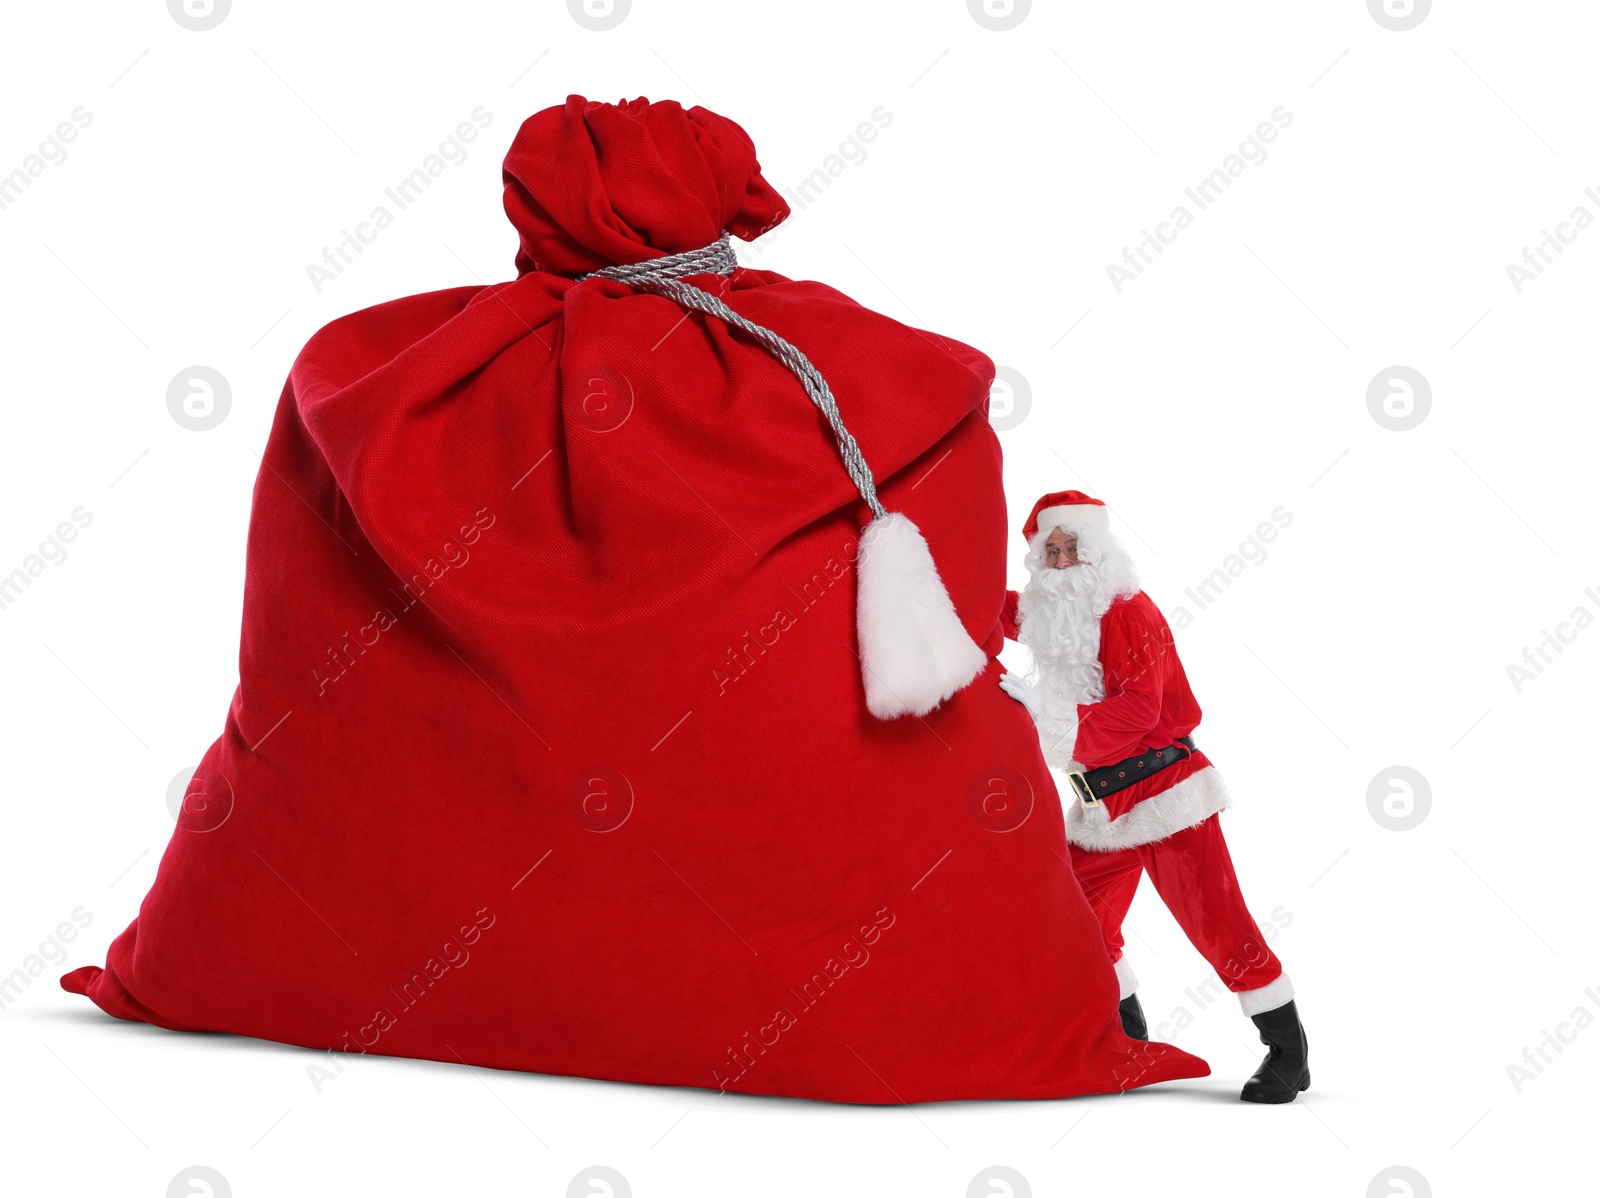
[1066, 768, 1101, 809]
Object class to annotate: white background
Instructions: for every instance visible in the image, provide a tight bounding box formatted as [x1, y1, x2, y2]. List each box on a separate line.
[2, 1, 1595, 1195]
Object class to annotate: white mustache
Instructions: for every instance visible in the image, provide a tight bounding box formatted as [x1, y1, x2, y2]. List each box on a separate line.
[1035, 561, 1100, 599]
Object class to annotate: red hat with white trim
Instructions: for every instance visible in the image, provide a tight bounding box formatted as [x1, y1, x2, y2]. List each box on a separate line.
[1021, 489, 1108, 543]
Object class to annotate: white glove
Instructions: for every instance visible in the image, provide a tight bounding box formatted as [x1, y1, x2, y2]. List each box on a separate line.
[998, 672, 1043, 720]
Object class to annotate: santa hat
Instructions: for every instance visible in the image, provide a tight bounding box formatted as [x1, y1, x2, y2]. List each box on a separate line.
[1021, 489, 1109, 543]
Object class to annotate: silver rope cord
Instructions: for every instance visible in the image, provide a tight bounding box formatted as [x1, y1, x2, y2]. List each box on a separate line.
[579, 235, 887, 522]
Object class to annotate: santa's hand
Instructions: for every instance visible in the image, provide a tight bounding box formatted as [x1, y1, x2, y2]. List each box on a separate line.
[998, 672, 1043, 719]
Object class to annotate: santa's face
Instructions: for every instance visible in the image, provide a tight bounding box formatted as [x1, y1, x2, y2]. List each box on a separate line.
[1043, 528, 1081, 569]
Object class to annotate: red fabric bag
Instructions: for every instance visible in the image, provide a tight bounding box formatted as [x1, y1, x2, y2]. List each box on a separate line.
[64, 95, 1207, 1102]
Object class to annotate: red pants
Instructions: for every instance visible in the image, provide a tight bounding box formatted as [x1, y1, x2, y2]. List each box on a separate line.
[1069, 814, 1285, 1001]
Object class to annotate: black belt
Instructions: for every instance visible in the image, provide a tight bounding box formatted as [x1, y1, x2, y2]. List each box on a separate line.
[1066, 736, 1196, 809]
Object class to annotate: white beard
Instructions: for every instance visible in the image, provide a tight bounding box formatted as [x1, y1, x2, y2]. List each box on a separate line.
[1016, 524, 1140, 707]
[1019, 567, 1109, 705]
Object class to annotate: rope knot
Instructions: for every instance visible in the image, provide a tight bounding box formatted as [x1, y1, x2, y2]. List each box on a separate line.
[578, 235, 885, 522]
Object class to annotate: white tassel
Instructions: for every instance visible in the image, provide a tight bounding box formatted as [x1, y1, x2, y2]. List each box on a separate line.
[856, 512, 988, 719]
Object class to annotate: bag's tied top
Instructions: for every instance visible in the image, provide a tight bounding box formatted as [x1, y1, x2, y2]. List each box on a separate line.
[503, 95, 790, 276]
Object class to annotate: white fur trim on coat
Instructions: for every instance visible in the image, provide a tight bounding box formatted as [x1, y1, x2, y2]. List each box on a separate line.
[1061, 765, 1231, 851]
[1112, 955, 1139, 1000]
[1237, 972, 1295, 1017]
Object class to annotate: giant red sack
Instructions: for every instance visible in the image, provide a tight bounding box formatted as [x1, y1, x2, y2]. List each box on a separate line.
[64, 95, 1208, 1102]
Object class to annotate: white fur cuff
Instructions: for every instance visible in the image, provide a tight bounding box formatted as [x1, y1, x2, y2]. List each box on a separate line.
[1113, 955, 1138, 1000]
[1237, 972, 1295, 1017]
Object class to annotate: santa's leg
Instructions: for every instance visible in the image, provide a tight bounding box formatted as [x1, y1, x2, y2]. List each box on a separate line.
[1067, 841, 1147, 1038]
[1135, 813, 1309, 1103]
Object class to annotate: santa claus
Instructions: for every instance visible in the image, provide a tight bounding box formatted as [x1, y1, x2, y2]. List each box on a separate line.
[998, 490, 1310, 1104]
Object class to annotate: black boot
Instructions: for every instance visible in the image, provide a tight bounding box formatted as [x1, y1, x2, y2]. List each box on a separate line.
[1118, 993, 1147, 1040]
[1240, 999, 1309, 1103]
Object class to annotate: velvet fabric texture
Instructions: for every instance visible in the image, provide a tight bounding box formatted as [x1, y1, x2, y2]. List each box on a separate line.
[1070, 815, 1285, 994]
[503, 95, 788, 276]
[63, 96, 1207, 1102]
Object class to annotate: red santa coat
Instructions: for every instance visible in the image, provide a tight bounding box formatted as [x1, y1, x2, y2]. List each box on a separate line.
[1002, 589, 1231, 850]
